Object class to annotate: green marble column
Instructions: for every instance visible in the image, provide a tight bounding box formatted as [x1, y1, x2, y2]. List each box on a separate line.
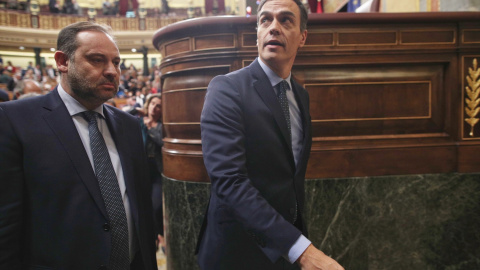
[163, 173, 480, 270]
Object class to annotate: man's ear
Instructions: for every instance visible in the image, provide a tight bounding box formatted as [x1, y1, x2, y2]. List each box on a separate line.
[298, 30, 307, 48]
[54, 51, 69, 73]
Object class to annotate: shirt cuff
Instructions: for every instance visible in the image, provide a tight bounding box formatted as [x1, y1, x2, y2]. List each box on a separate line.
[286, 234, 311, 263]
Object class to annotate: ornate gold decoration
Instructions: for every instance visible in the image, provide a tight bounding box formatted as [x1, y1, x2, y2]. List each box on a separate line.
[465, 58, 480, 137]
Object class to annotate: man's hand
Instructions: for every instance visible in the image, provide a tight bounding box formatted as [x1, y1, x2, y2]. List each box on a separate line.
[297, 244, 344, 270]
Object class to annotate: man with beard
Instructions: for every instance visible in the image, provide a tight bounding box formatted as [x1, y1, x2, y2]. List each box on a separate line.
[0, 22, 158, 270]
[197, 0, 344, 269]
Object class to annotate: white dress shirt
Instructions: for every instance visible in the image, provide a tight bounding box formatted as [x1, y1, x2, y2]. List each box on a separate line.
[57, 85, 135, 261]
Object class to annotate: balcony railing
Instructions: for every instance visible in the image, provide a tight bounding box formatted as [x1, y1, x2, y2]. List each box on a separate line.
[0, 8, 186, 31]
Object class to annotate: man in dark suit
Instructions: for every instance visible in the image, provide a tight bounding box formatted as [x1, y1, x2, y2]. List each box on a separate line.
[0, 22, 157, 270]
[197, 0, 344, 269]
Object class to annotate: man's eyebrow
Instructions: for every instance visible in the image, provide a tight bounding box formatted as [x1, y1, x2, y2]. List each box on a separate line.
[258, 10, 296, 18]
[258, 10, 271, 18]
[86, 53, 106, 58]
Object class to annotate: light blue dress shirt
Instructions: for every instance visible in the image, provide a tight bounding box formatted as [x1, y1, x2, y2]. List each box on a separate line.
[258, 58, 311, 263]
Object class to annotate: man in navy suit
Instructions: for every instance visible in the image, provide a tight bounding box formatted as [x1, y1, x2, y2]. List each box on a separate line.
[196, 0, 344, 269]
[0, 22, 157, 270]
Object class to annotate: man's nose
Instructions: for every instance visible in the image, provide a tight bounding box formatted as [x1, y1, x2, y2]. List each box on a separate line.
[104, 62, 118, 77]
[269, 19, 280, 35]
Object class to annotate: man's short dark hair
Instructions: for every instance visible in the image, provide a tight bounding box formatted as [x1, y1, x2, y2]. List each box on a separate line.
[257, 0, 308, 32]
[57, 21, 115, 61]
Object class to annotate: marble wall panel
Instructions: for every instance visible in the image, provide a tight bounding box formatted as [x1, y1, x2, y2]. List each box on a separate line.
[164, 173, 480, 270]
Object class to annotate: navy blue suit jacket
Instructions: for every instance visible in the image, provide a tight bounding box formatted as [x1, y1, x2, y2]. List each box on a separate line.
[0, 89, 157, 270]
[197, 59, 312, 269]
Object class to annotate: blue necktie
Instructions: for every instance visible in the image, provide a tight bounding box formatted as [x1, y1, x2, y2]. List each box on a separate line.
[82, 111, 130, 270]
[278, 80, 292, 140]
[277, 81, 297, 224]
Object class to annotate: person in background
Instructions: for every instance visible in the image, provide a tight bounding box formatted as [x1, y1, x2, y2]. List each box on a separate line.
[196, 0, 344, 269]
[0, 70, 12, 85]
[5, 61, 16, 74]
[33, 64, 43, 81]
[161, 0, 169, 14]
[26, 61, 34, 72]
[71, 0, 82, 15]
[0, 21, 158, 269]
[139, 93, 165, 252]
[122, 94, 141, 115]
[13, 79, 43, 100]
[49, 0, 60, 13]
[120, 58, 127, 71]
[103, 0, 112, 15]
[45, 64, 57, 79]
[7, 71, 22, 91]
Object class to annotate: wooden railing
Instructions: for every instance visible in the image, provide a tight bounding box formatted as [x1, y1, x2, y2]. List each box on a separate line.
[0, 8, 185, 31]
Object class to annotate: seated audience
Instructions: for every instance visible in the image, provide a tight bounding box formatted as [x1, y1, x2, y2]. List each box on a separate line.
[13, 79, 43, 100]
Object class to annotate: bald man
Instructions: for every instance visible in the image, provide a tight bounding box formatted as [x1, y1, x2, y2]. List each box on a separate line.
[14, 79, 43, 99]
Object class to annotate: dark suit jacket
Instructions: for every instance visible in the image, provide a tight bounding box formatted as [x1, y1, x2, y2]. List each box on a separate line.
[197, 59, 312, 270]
[0, 89, 158, 270]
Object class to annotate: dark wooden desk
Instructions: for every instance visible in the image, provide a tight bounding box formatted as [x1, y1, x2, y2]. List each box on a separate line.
[153, 12, 480, 181]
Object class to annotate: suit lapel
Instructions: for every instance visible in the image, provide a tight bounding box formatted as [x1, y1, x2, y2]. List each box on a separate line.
[103, 106, 140, 224]
[42, 89, 108, 219]
[251, 59, 293, 153]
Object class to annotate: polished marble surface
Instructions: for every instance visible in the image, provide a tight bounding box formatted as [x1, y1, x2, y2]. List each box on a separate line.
[163, 173, 480, 270]
[305, 173, 480, 270]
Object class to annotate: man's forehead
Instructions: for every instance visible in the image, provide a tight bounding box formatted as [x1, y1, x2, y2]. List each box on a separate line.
[260, 0, 299, 16]
[76, 31, 119, 53]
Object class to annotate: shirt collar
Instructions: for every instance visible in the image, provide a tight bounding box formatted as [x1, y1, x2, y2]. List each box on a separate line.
[257, 57, 292, 90]
[57, 84, 105, 118]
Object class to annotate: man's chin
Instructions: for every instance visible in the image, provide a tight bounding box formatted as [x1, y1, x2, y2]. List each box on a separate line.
[98, 90, 117, 102]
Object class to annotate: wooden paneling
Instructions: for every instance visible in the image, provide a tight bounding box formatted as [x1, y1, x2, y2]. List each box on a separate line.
[161, 65, 230, 181]
[242, 33, 257, 47]
[400, 29, 455, 44]
[463, 29, 480, 44]
[307, 145, 456, 178]
[304, 32, 334, 47]
[194, 34, 235, 51]
[309, 82, 431, 120]
[338, 31, 397, 45]
[152, 12, 480, 180]
[164, 38, 191, 57]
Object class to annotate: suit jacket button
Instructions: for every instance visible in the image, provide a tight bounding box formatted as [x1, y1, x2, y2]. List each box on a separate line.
[103, 223, 110, 231]
[98, 265, 107, 270]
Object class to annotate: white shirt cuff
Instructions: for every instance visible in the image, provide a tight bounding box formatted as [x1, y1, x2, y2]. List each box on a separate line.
[286, 234, 311, 263]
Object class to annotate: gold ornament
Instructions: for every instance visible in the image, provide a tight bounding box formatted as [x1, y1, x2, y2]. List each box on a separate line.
[465, 58, 480, 137]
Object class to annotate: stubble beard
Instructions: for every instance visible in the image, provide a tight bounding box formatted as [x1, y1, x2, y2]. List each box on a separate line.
[68, 62, 118, 107]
